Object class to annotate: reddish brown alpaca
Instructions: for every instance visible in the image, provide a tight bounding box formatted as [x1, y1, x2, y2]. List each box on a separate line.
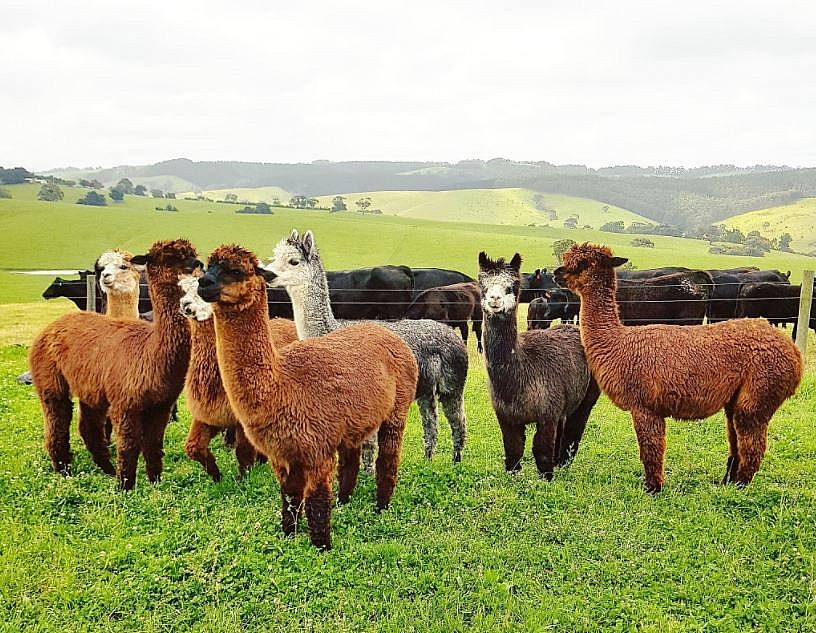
[197, 244, 418, 550]
[29, 239, 199, 490]
[554, 243, 803, 492]
[179, 274, 298, 480]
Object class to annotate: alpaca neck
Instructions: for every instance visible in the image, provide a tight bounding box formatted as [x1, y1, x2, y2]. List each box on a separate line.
[482, 309, 520, 371]
[213, 288, 281, 422]
[577, 274, 625, 350]
[145, 277, 190, 366]
[105, 291, 139, 319]
[286, 264, 340, 339]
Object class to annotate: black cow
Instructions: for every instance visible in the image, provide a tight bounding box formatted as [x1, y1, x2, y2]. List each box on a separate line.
[526, 289, 580, 330]
[411, 268, 473, 294]
[616, 271, 713, 326]
[736, 282, 815, 340]
[617, 266, 693, 280]
[707, 268, 791, 323]
[520, 268, 558, 302]
[405, 281, 483, 352]
[327, 265, 415, 320]
[41, 271, 104, 312]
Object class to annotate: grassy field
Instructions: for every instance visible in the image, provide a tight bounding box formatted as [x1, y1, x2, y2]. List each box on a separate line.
[720, 198, 816, 256]
[2, 301, 815, 631]
[178, 186, 293, 204]
[313, 188, 652, 228]
[2, 183, 815, 304]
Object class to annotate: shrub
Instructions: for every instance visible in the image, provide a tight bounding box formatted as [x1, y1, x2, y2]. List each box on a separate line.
[0, 187, 11, 199]
[77, 191, 107, 206]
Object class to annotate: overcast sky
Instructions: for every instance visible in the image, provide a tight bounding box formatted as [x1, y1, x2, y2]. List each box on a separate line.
[3, 0, 815, 171]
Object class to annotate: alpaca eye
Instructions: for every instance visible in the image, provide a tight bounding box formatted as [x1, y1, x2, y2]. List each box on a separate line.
[120, 265, 128, 270]
[505, 288, 512, 295]
[288, 259, 299, 266]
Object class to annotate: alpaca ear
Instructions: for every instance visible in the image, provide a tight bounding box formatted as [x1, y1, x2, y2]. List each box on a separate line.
[131, 254, 148, 271]
[610, 256, 628, 268]
[302, 230, 316, 260]
[534, 269, 541, 279]
[510, 253, 522, 271]
[256, 266, 277, 283]
[289, 228, 299, 242]
[478, 251, 490, 269]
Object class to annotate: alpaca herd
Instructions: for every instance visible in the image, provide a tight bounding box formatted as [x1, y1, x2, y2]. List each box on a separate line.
[27, 235, 804, 549]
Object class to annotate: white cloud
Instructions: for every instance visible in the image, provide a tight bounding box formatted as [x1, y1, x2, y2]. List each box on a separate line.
[3, 0, 815, 170]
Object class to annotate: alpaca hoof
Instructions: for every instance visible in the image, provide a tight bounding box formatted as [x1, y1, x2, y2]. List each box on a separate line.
[375, 503, 390, 514]
[313, 540, 332, 552]
[211, 471, 223, 483]
[337, 495, 350, 506]
[539, 471, 554, 482]
[644, 483, 662, 495]
[452, 453, 462, 464]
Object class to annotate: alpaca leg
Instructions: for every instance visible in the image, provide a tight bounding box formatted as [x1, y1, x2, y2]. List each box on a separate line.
[361, 436, 377, 475]
[278, 466, 306, 537]
[417, 395, 439, 460]
[498, 420, 525, 472]
[558, 377, 601, 466]
[305, 466, 334, 550]
[631, 410, 667, 494]
[473, 320, 483, 354]
[184, 419, 222, 481]
[337, 445, 362, 504]
[233, 425, 259, 478]
[104, 418, 114, 445]
[722, 400, 739, 484]
[375, 420, 406, 511]
[41, 393, 74, 475]
[113, 410, 141, 491]
[222, 426, 236, 448]
[78, 402, 115, 476]
[532, 420, 557, 480]
[733, 416, 769, 487]
[141, 404, 172, 484]
[440, 393, 467, 463]
[458, 322, 469, 345]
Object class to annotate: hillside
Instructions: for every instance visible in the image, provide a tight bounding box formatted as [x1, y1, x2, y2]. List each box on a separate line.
[719, 198, 816, 255]
[179, 186, 292, 204]
[40, 158, 816, 229]
[2, 183, 815, 304]
[315, 189, 652, 228]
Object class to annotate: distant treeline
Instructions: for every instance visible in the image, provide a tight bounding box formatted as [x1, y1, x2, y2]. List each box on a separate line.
[43, 158, 816, 229]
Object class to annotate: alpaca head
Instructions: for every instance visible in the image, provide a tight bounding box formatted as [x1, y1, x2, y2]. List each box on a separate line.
[198, 243, 274, 306]
[131, 239, 201, 286]
[553, 243, 627, 292]
[477, 251, 522, 316]
[95, 249, 140, 296]
[263, 229, 323, 292]
[178, 274, 212, 321]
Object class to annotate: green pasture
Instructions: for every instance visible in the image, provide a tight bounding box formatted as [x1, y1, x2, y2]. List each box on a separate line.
[1, 300, 815, 631]
[720, 198, 816, 256]
[178, 186, 293, 205]
[2, 183, 815, 304]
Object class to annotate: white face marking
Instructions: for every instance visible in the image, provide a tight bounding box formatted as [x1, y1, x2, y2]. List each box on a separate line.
[479, 272, 518, 314]
[97, 250, 140, 295]
[178, 275, 212, 321]
[264, 238, 314, 289]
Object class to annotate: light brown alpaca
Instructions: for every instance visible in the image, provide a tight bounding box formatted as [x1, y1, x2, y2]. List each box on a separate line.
[29, 239, 199, 490]
[554, 243, 803, 492]
[96, 249, 142, 319]
[197, 244, 418, 550]
[178, 274, 298, 480]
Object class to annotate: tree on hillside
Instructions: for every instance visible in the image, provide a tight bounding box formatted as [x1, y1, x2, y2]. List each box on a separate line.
[77, 191, 107, 206]
[0, 187, 11, 199]
[778, 232, 793, 252]
[600, 220, 625, 233]
[355, 197, 372, 212]
[133, 184, 147, 196]
[255, 201, 272, 214]
[109, 187, 124, 202]
[150, 188, 164, 199]
[563, 217, 578, 229]
[289, 195, 309, 209]
[224, 193, 238, 203]
[38, 182, 64, 201]
[0, 166, 34, 184]
[115, 178, 134, 195]
[165, 192, 176, 199]
[552, 238, 577, 264]
[331, 196, 347, 212]
[307, 198, 318, 208]
[271, 197, 281, 206]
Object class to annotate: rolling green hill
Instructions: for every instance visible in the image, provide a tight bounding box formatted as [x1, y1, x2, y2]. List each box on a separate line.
[178, 186, 292, 204]
[1, 183, 814, 304]
[719, 198, 816, 255]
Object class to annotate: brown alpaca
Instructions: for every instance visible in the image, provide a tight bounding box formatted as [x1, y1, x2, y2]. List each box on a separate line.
[179, 274, 298, 480]
[197, 244, 418, 550]
[554, 243, 803, 492]
[29, 239, 199, 490]
[96, 249, 142, 319]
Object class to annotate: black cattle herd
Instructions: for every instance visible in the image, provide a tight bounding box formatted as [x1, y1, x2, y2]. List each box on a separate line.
[40, 262, 814, 341]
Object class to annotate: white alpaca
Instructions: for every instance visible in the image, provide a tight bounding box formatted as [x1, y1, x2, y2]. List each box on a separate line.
[95, 249, 141, 319]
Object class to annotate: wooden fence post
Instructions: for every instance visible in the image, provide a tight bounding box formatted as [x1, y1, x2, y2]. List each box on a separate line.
[795, 270, 814, 355]
[86, 273, 97, 313]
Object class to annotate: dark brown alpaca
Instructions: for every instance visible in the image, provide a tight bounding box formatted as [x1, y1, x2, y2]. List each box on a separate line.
[554, 243, 803, 492]
[197, 244, 418, 550]
[179, 274, 298, 480]
[478, 252, 600, 478]
[29, 239, 199, 490]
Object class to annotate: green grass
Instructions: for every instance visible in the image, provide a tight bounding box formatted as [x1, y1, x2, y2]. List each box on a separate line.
[179, 186, 293, 204]
[314, 188, 652, 227]
[720, 198, 816, 256]
[2, 305, 815, 631]
[2, 184, 815, 305]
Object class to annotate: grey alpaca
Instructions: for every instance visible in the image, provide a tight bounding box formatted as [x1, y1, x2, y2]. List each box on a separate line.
[478, 251, 600, 478]
[266, 229, 468, 470]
